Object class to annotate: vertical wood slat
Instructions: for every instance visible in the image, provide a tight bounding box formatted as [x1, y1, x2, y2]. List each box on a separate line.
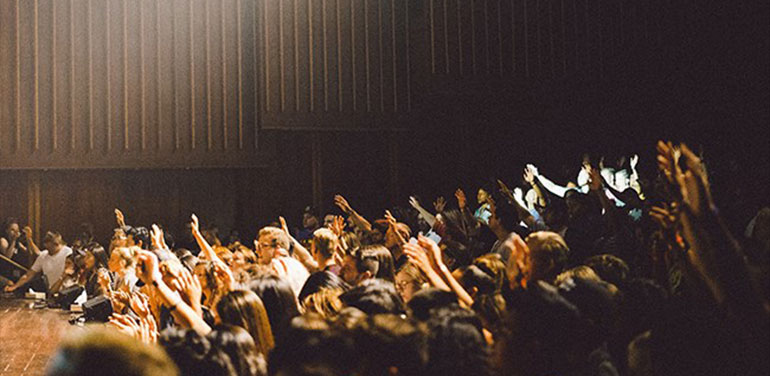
[237, 0, 244, 148]
[205, 0, 211, 150]
[293, 0, 299, 112]
[364, 0, 370, 112]
[377, 0, 383, 112]
[189, 0, 195, 149]
[278, 0, 285, 112]
[15, 0, 21, 150]
[156, 0, 161, 150]
[69, 0, 75, 151]
[350, 0, 356, 111]
[443, 0, 449, 74]
[122, 0, 128, 150]
[139, 0, 145, 150]
[106, 0, 111, 151]
[322, 0, 328, 112]
[52, 0, 57, 151]
[88, 0, 93, 150]
[34, 0, 39, 151]
[221, 0, 227, 149]
[336, 0, 342, 112]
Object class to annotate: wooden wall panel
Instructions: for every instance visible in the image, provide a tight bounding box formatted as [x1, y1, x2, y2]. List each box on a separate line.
[0, 0, 263, 169]
[259, 0, 418, 130]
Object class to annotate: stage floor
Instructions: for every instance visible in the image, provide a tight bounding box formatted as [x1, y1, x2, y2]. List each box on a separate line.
[0, 299, 82, 375]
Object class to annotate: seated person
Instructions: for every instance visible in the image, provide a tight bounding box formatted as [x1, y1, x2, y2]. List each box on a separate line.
[4, 231, 72, 293]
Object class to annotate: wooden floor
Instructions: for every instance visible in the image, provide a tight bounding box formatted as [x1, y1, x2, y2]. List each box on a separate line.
[0, 299, 81, 375]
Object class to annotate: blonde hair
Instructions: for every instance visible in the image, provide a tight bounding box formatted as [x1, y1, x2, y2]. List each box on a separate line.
[555, 265, 601, 286]
[302, 288, 344, 319]
[257, 227, 290, 250]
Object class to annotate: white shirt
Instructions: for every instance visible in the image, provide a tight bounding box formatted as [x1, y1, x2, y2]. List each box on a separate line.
[270, 256, 310, 297]
[30, 246, 73, 288]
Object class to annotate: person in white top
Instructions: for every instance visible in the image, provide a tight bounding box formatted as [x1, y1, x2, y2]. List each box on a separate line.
[255, 226, 309, 297]
[4, 231, 72, 293]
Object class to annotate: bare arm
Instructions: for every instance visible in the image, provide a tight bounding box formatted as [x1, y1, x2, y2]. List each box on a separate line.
[334, 195, 372, 232]
[190, 214, 221, 264]
[279, 216, 318, 272]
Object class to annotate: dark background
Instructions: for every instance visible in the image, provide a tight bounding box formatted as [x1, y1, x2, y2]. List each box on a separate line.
[0, 0, 767, 245]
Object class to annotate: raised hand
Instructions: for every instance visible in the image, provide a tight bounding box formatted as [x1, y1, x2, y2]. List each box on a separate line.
[108, 313, 140, 338]
[212, 261, 235, 294]
[330, 215, 346, 237]
[130, 292, 152, 319]
[135, 250, 162, 286]
[98, 269, 112, 292]
[677, 143, 713, 218]
[403, 242, 432, 273]
[190, 214, 201, 235]
[523, 167, 536, 184]
[334, 195, 352, 214]
[525, 164, 539, 177]
[630, 154, 639, 170]
[455, 189, 467, 210]
[150, 224, 164, 252]
[384, 210, 398, 231]
[656, 140, 682, 186]
[433, 197, 447, 213]
[650, 203, 679, 231]
[115, 209, 126, 228]
[417, 235, 443, 268]
[408, 196, 423, 210]
[278, 216, 291, 236]
[22, 226, 32, 239]
[176, 266, 204, 315]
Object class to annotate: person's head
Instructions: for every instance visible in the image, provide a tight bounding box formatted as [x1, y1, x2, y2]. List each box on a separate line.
[488, 201, 519, 235]
[385, 222, 411, 249]
[246, 273, 301, 344]
[125, 226, 150, 249]
[458, 265, 497, 299]
[323, 214, 336, 228]
[298, 270, 350, 304]
[47, 327, 178, 376]
[352, 314, 427, 376]
[231, 245, 257, 270]
[2, 218, 20, 240]
[473, 253, 508, 292]
[108, 246, 138, 274]
[207, 324, 264, 376]
[407, 288, 459, 322]
[425, 306, 492, 376]
[555, 265, 602, 286]
[477, 188, 491, 205]
[256, 227, 289, 264]
[522, 231, 569, 286]
[311, 228, 339, 264]
[584, 254, 630, 287]
[215, 290, 275, 356]
[159, 327, 236, 376]
[341, 245, 396, 285]
[303, 288, 345, 318]
[302, 207, 320, 229]
[395, 262, 427, 302]
[496, 281, 592, 376]
[43, 231, 66, 252]
[339, 278, 405, 315]
[194, 260, 217, 293]
[111, 228, 129, 249]
[84, 243, 109, 271]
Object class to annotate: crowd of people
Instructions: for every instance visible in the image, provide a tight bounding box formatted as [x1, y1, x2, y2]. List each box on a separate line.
[1, 141, 768, 376]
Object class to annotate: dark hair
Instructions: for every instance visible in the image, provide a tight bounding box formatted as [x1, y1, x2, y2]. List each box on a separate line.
[425, 306, 492, 376]
[459, 265, 497, 296]
[584, 254, 630, 287]
[352, 314, 427, 376]
[85, 243, 109, 271]
[207, 324, 264, 376]
[214, 290, 275, 356]
[491, 200, 520, 232]
[246, 274, 300, 345]
[2, 217, 19, 238]
[126, 226, 150, 249]
[339, 279, 405, 315]
[355, 245, 396, 282]
[159, 327, 236, 376]
[407, 288, 459, 322]
[298, 271, 350, 304]
[268, 315, 358, 376]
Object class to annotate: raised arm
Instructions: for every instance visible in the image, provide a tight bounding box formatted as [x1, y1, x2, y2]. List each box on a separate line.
[418, 236, 475, 308]
[531, 165, 571, 198]
[334, 195, 372, 232]
[408, 196, 437, 228]
[190, 214, 221, 264]
[22, 226, 41, 257]
[135, 250, 211, 336]
[279, 216, 318, 272]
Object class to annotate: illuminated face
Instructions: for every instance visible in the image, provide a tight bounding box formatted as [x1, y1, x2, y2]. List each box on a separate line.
[395, 270, 418, 302]
[194, 263, 209, 290]
[340, 255, 360, 285]
[6, 223, 20, 240]
[256, 235, 277, 264]
[477, 189, 490, 205]
[323, 215, 335, 228]
[111, 229, 128, 249]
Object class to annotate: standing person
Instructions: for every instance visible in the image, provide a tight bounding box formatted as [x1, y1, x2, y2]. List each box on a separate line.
[4, 231, 72, 293]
